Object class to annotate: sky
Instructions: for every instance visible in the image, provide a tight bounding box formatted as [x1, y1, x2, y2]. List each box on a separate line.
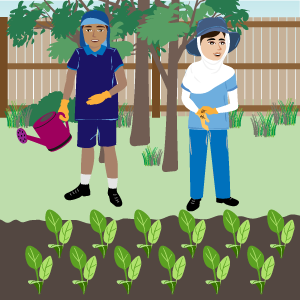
[0, 0, 299, 18]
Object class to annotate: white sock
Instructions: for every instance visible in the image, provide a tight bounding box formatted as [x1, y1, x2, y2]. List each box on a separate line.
[81, 174, 91, 185]
[108, 178, 118, 189]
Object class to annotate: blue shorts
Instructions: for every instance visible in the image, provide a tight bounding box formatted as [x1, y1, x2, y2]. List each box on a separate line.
[77, 120, 117, 148]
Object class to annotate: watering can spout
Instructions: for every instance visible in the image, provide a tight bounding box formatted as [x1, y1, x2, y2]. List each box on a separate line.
[16, 128, 46, 146]
[27, 135, 47, 146]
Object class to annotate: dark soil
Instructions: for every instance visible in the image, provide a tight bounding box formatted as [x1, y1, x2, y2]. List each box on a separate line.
[1, 215, 299, 299]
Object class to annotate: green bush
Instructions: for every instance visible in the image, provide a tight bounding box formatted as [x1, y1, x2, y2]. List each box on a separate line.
[26, 92, 77, 126]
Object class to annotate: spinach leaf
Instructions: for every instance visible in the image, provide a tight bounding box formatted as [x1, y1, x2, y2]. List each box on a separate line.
[134, 210, 151, 234]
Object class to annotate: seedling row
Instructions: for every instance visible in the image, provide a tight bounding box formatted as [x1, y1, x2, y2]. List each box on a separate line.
[25, 209, 295, 295]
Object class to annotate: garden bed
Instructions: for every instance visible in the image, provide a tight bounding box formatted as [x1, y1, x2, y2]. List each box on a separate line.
[1, 211, 298, 299]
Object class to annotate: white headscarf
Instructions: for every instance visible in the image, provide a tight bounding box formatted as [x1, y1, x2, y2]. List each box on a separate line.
[182, 33, 235, 94]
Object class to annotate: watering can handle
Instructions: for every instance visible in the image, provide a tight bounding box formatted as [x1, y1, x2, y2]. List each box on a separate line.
[57, 112, 70, 132]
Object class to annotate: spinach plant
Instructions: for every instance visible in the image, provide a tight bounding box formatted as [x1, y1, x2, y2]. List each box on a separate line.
[90, 209, 117, 258]
[247, 246, 275, 294]
[223, 209, 250, 258]
[158, 246, 186, 294]
[45, 209, 73, 258]
[134, 209, 162, 258]
[25, 246, 53, 294]
[70, 246, 97, 295]
[178, 209, 206, 258]
[267, 209, 295, 258]
[203, 246, 230, 294]
[114, 246, 142, 294]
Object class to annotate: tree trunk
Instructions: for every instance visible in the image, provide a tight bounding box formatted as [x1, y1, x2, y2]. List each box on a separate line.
[129, 0, 150, 146]
[162, 43, 179, 172]
[161, 0, 179, 172]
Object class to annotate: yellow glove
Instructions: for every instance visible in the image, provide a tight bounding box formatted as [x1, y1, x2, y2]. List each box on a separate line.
[86, 90, 111, 105]
[199, 106, 218, 115]
[196, 109, 210, 131]
[58, 99, 69, 121]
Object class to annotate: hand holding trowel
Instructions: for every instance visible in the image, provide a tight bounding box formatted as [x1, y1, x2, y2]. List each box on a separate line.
[195, 109, 210, 131]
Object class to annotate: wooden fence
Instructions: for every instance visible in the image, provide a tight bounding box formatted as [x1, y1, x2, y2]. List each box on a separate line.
[1, 16, 300, 118]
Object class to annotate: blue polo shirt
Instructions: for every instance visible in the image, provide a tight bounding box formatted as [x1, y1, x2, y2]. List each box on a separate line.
[67, 44, 124, 120]
[181, 74, 237, 130]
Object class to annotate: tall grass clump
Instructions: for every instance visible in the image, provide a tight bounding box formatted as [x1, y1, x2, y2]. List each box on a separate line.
[229, 107, 244, 128]
[142, 145, 163, 166]
[117, 102, 133, 128]
[5, 101, 29, 128]
[251, 111, 276, 138]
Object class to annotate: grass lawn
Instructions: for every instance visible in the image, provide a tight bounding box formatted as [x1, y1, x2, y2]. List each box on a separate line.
[1, 115, 299, 223]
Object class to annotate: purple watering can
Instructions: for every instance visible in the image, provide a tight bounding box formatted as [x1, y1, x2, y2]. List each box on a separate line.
[16, 111, 72, 152]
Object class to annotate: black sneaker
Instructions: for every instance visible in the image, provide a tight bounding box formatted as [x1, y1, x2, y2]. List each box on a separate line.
[108, 188, 122, 207]
[186, 198, 201, 211]
[216, 197, 239, 206]
[64, 183, 90, 200]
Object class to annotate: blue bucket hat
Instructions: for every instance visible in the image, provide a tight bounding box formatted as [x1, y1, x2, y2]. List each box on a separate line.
[80, 10, 110, 48]
[186, 17, 240, 56]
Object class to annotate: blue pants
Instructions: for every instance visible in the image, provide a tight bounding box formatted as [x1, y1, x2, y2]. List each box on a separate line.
[77, 120, 117, 148]
[189, 129, 230, 200]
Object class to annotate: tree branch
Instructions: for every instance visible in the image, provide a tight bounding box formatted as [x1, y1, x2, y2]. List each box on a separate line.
[212, 12, 217, 17]
[104, 0, 112, 22]
[98, 0, 121, 11]
[78, 0, 90, 11]
[74, 0, 78, 13]
[224, 15, 233, 19]
[215, 13, 222, 17]
[67, 0, 72, 17]
[149, 43, 168, 86]
[154, 0, 168, 8]
[44, 0, 57, 14]
[31, 4, 53, 28]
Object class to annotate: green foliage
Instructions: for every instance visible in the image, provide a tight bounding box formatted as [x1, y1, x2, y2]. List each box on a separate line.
[47, 36, 78, 63]
[205, 0, 249, 35]
[7, 1, 43, 47]
[137, 3, 190, 47]
[51, 1, 84, 40]
[109, 1, 144, 38]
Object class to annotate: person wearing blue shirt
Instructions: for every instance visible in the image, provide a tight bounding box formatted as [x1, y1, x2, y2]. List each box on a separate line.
[58, 10, 127, 207]
[181, 17, 241, 211]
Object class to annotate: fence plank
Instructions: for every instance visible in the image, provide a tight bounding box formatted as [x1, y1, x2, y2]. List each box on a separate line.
[8, 21, 16, 107]
[253, 17, 262, 114]
[296, 17, 300, 110]
[244, 17, 254, 116]
[126, 34, 134, 106]
[42, 27, 51, 100]
[270, 17, 279, 111]
[34, 18, 42, 103]
[50, 30, 59, 96]
[279, 17, 287, 105]
[16, 26, 25, 106]
[236, 23, 245, 111]
[287, 17, 296, 108]
[262, 17, 270, 109]
[25, 23, 34, 106]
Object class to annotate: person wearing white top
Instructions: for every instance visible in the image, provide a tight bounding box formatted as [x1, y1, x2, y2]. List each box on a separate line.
[181, 17, 241, 211]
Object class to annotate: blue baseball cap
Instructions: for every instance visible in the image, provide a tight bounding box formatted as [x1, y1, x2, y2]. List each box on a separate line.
[80, 10, 110, 48]
[186, 17, 240, 56]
